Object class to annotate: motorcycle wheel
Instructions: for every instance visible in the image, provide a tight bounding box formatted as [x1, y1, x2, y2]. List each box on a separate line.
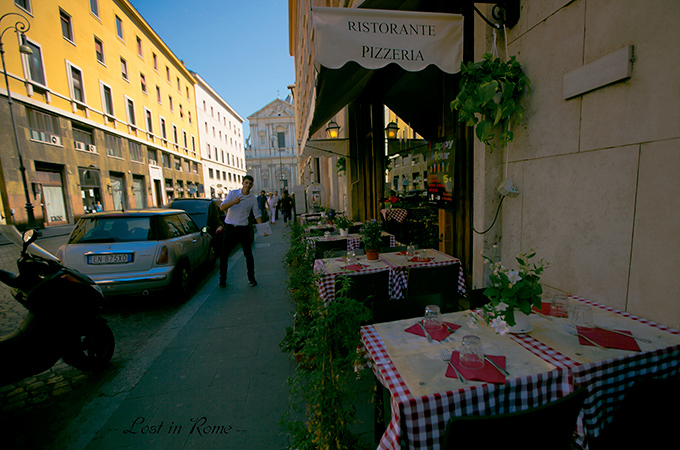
[63, 320, 115, 372]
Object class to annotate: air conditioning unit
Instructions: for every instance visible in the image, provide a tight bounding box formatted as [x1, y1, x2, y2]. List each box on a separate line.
[88, 144, 97, 152]
[50, 135, 62, 146]
[74, 141, 85, 151]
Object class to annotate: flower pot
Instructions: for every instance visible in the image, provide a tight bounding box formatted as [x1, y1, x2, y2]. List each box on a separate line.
[339, 228, 348, 236]
[366, 249, 379, 260]
[508, 311, 532, 334]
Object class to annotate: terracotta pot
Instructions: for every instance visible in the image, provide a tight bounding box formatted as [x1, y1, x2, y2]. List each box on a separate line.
[366, 249, 379, 260]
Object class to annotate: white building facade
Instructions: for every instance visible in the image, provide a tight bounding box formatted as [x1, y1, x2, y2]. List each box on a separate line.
[245, 97, 298, 194]
[192, 72, 246, 199]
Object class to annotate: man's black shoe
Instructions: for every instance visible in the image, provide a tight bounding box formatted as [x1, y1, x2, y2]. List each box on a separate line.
[249, 279, 258, 287]
[219, 280, 227, 288]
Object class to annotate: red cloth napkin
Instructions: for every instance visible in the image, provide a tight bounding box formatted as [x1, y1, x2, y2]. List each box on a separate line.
[405, 322, 460, 341]
[409, 256, 432, 262]
[576, 327, 641, 351]
[446, 352, 507, 384]
[342, 264, 364, 271]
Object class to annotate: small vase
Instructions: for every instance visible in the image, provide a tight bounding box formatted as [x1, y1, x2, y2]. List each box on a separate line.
[366, 249, 379, 260]
[508, 311, 532, 333]
[339, 228, 348, 236]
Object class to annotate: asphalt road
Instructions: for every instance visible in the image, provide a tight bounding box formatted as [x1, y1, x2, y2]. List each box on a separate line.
[0, 229, 218, 449]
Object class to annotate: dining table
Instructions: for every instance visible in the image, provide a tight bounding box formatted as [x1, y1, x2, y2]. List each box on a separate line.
[314, 249, 466, 304]
[381, 208, 409, 223]
[361, 295, 680, 449]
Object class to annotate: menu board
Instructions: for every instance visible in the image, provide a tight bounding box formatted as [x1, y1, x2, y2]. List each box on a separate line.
[427, 136, 456, 209]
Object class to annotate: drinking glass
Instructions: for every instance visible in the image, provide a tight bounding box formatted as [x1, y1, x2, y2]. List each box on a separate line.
[346, 249, 356, 265]
[423, 305, 442, 331]
[551, 295, 570, 318]
[406, 244, 416, 257]
[460, 335, 485, 369]
[572, 305, 594, 330]
[323, 231, 331, 240]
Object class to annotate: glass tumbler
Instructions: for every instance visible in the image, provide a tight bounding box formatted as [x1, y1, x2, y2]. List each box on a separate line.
[346, 249, 356, 265]
[423, 305, 442, 331]
[572, 305, 594, 330]
[551, 295, 570, 318]
[406, 244, 416, 257]
[460, 335, 485, 369]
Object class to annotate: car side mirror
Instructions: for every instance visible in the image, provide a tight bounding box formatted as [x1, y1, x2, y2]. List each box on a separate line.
[201, 226, 210, 235]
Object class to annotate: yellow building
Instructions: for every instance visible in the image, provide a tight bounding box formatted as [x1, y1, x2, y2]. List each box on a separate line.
[0, 0, 203, 228]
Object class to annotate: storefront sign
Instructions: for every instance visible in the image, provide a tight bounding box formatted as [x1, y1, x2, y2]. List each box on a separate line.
[427, 136, 456, 209]
[312, 7, 463, 74]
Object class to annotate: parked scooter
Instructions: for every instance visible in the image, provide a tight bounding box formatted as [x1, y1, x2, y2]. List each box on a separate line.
[0, 226, 115, 386]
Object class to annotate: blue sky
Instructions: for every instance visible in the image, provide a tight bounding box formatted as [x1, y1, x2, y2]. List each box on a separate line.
[130, 0, 294, 135]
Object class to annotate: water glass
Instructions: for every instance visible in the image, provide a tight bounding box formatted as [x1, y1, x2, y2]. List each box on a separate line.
[346, 249, 356, 265]
[406, 244, 416, 257]
[423, 305, 442, 331]
[460, 335, 485, 369]
[572, 305, 594, 330]
[551, 295, 570, 317]
[323, 231, 331, 240]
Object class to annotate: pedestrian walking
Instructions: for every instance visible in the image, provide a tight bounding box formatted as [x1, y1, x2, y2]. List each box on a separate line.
[280, 190, 294, 226]
[219, 175, 262, 288]
[257, 190, 268, 222]
[273, 191, 280, 220]
[266, 193, 277, 225]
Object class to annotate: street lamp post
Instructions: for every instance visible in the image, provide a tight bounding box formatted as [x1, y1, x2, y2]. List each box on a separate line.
[0, 13, 37, 229]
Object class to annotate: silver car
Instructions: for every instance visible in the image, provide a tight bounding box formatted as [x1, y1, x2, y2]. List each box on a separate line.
[56, 209, 213, 299]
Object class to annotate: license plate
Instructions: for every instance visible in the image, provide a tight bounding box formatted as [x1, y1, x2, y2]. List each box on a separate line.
[88, 253, 133, 265]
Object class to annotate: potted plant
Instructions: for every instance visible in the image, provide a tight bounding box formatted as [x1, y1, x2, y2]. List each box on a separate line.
[450, 53, 530, 152]
[334, 214, 353, 236]
[474, 248, 549, 334]
[359, 219, 383, 260]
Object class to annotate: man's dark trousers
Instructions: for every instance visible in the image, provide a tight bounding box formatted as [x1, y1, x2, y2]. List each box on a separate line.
[220, 224, 255, 284]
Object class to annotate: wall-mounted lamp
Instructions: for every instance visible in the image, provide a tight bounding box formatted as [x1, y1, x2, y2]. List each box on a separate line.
[325, 119, 340, 139]
[385, 121, 400, 140]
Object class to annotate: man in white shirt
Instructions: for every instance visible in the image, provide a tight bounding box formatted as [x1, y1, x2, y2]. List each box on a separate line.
[219, 175, 262, 287]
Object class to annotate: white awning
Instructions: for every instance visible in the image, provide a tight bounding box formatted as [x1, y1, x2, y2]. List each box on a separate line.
[312, 7, 464, 74]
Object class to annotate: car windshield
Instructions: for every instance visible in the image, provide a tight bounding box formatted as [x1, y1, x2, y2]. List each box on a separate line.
[69, 217, 152, 243]
[170, 201, 209, 214]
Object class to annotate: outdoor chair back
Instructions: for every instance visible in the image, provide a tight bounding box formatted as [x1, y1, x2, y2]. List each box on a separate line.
[442, 388, 587, 450]
[314, 239, 347, 261]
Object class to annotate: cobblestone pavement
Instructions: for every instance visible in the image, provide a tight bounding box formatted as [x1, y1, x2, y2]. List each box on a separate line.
[0, 229, 218, 449]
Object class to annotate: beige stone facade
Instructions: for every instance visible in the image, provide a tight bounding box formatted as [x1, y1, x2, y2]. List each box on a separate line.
[472, 0, 680, 328]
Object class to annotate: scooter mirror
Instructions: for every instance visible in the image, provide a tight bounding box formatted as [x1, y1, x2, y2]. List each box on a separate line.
[22, 229, 37, 245]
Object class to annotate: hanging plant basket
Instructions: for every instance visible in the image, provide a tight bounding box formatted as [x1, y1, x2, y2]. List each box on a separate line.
[450, 53, 531, 152]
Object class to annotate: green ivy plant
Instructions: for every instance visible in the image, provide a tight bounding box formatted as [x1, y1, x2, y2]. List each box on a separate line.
[335, 156, 346, 176]
[280, 226, 372, 450]
[450, 53, 530, 152]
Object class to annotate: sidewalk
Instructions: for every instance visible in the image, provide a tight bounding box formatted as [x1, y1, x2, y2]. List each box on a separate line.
[53, 221, 297, 449]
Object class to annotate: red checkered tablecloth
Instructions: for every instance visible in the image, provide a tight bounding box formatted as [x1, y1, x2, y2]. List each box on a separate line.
[381, 208, 409, 223]
[362, 296, 680, 450]
[381, 249, 467, 299]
